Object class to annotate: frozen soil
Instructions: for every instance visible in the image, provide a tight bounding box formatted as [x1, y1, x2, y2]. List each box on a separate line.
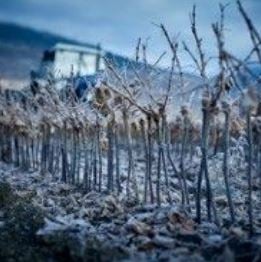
[0, 162, 260, 262]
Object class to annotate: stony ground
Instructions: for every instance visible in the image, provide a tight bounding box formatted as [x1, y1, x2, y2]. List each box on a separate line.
[0, 162, 261, 262]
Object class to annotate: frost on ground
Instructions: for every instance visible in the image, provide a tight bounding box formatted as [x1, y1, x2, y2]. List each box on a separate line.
[0, 160, 260, 262]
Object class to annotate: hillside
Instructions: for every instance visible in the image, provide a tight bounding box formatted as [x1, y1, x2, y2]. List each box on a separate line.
[0, 22, 97, 87]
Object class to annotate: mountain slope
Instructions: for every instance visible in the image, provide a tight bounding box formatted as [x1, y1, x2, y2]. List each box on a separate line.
[0, 22, 97, 85]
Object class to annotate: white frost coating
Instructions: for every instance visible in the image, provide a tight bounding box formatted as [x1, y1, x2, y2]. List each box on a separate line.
[37, 216, 93, 236]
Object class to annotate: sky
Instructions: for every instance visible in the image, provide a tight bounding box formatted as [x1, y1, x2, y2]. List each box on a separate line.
[0, 0, 261, 73]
